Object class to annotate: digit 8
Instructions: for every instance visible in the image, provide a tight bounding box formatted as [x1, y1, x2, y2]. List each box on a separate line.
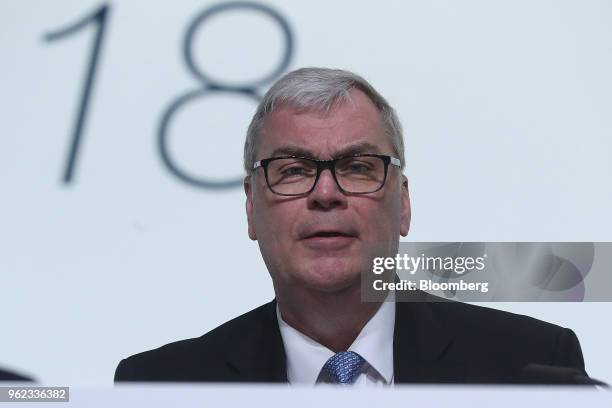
[158, 2, 294, 189]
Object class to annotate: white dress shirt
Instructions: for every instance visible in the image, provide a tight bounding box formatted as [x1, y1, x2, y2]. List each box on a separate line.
[276, 293, 395, 387]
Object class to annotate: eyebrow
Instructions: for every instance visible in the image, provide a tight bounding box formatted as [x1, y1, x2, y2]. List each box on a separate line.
[335, 142, 382, 157]
[269, 141, 383, 159]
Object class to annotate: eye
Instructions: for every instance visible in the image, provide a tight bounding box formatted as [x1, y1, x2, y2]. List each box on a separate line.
[276, 162, 316, 179]
[347, 163, 371, 173]
[282, 166, 308, 176]
[340, 159, 375, 174]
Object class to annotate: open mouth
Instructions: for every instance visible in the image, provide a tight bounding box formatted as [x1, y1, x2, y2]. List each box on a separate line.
[301, 230, 356, 249]
[310, 231, 351, 238]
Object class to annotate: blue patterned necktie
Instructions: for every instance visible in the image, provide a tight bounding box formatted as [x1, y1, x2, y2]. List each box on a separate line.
[320, 351, 366, 384]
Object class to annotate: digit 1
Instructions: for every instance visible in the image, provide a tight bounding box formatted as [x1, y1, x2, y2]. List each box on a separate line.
[44, 4, 110, 184]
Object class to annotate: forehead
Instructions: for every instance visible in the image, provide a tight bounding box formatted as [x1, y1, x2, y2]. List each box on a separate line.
[257, 89, 393, 159]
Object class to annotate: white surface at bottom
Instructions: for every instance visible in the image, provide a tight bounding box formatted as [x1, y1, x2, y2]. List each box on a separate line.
[6, 384, 610, 407]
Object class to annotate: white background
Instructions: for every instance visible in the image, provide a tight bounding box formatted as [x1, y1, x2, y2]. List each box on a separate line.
[1, 0, 611, 385]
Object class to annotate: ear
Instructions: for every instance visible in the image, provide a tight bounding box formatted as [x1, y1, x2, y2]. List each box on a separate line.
[244, 175, 257, 241]
[400, 175, 411, 237]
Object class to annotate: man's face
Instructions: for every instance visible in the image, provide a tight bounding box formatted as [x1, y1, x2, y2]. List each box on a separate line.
[245, 89, 411, 294]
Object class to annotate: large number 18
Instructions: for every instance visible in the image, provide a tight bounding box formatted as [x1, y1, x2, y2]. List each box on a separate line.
[44, 2, 294, 189]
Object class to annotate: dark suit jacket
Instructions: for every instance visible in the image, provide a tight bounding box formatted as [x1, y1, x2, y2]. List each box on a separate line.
[115, 298, 586, 384]
[0, 368, 33, 382]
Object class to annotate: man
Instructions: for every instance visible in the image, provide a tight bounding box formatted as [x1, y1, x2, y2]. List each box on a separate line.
[115, 68, 587, 385]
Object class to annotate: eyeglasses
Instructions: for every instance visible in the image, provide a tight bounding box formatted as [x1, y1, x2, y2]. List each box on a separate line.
[252, 154, 402, 196]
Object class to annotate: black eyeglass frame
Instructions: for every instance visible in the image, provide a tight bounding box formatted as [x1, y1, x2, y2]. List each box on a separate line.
[252, 154, 402, 196]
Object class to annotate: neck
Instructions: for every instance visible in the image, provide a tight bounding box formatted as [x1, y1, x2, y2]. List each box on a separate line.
[275, 282, 383, 352]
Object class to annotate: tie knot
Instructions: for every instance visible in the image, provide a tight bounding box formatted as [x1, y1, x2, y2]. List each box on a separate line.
[320, 351, 366, 384]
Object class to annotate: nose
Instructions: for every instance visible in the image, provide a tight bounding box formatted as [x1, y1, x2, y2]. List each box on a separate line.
[307, 169, 348, 211]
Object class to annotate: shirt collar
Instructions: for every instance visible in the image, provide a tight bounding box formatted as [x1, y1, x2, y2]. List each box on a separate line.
[276, 292, 395, 385]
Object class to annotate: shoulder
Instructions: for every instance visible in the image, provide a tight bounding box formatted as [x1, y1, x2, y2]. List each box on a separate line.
[429, 300, 567, 339]
[114, 301, 275, 382]
[427, 300, 585, 370]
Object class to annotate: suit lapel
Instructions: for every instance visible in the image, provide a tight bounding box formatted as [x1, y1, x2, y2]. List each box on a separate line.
[223, 300, 288, 382]
[393, 296, 458, 383]
[220, 296, 458, 383]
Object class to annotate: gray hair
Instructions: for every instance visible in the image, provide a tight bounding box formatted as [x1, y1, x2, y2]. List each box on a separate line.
[243, 67, 405, 174]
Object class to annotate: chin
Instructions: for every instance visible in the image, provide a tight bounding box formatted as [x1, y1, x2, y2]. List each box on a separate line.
[296, 258, 362, 293]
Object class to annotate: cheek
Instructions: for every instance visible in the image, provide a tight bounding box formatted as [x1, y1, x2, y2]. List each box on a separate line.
[357, 194, 402, 240]
[253, 196, 298, 246]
